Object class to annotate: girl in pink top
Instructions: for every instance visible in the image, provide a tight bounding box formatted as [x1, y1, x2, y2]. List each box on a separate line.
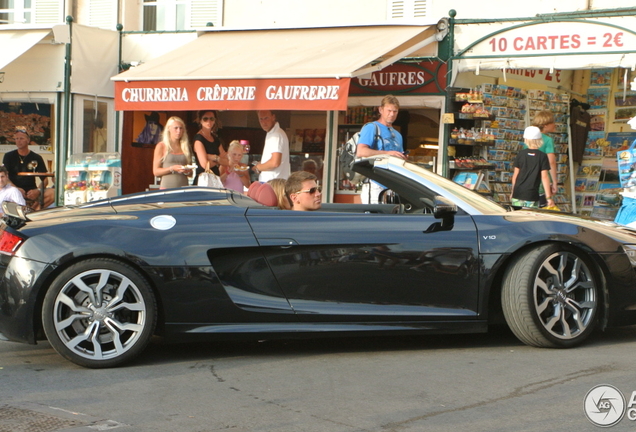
[220, 140, 251, 192]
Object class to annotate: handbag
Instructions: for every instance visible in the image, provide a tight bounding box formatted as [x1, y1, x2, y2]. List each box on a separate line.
[617, 139, 636, 188]
[543, 205, 561, 212]
[197, 162, 224, 188]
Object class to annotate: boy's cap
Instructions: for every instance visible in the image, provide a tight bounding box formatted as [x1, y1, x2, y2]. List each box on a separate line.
[523, 126, 542, 140]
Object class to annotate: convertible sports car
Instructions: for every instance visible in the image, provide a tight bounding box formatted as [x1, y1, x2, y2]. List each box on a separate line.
[2, 155, 636, 368]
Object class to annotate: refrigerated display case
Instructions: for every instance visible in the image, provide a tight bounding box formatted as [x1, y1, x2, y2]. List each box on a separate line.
[64, 153, 92, 205]
[87, 152, 122, 202]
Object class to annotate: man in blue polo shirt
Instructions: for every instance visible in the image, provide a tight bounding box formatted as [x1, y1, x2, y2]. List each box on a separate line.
[356, 95, 407, 203]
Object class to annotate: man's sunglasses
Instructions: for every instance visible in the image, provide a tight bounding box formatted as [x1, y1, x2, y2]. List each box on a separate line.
[296, 186, 322, 195]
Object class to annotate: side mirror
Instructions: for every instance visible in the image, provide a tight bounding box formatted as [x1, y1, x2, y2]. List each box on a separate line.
[433, 196, 457, 219]
[425, 196, 457, 233]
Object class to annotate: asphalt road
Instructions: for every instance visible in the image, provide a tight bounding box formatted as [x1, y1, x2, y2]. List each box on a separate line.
[2, 326, 636, 432]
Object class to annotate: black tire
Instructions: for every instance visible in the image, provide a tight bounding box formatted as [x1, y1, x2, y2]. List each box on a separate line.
[42, 259, 157, 368]
[501, 244, 599, 348]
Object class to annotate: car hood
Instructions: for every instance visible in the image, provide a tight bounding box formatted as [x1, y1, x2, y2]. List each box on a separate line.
[499, 209, 636, 247]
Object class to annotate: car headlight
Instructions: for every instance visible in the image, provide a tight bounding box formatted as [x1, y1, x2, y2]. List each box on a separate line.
[622, 245, 636, 267]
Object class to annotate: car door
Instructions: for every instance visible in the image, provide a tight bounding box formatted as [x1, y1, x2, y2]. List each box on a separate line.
[246, 208, 480, 322]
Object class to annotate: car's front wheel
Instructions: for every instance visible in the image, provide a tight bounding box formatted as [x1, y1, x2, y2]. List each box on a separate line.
[42, 259, 157, 368]
[502, 244, 599, 348]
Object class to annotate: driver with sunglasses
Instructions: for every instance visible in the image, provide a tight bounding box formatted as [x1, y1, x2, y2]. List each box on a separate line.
[285, 171, 322, 211]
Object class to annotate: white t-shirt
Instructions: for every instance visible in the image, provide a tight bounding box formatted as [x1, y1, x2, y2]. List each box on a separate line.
[0, 184, 26, 215]
[259, 122, 290, 182]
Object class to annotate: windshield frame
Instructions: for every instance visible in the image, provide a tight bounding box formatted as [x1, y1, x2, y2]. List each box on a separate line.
[358, 156, 509, 216]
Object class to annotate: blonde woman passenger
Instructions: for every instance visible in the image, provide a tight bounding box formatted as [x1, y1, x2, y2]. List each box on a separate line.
[152, 116, 193, 189]
[193, 110, 227, 184]
[267, 178, 291, 210]
[220, 140, 251, 192]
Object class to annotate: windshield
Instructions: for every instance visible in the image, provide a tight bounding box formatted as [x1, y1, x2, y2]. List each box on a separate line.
[390, 159, 508, 215]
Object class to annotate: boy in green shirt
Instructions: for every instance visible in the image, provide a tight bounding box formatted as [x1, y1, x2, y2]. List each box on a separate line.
[525, 110, 558, 206]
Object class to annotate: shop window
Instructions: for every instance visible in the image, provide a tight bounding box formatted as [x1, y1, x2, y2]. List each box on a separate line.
[142, 0, 222, 31]
[143, 0, 185, 31]
[0, 0, 32, 24]
[0, 0, 61, 25]
[81, 100, 108, 153]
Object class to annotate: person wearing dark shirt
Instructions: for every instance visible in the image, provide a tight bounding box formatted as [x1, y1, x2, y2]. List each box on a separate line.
[192, 110, 227, 184]
[511, 126, 554, 209]
[2, 127, 47, 206]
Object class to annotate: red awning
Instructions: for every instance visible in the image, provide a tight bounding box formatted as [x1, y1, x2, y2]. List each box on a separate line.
[115, 77, 350, 111]
[112, 25, 438, 111]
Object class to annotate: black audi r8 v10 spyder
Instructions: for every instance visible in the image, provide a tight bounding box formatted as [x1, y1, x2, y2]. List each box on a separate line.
[1, 156, 636, 368]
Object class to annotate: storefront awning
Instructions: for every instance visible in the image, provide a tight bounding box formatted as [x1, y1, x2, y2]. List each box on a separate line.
[112, 25, 438, 111]
[452, 17, 636, 74]
[0, 29, 51, 71]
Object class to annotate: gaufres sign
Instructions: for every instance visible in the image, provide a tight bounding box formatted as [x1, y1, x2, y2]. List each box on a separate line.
[114, 78, 350, 111]
[349, 62, 446, 95]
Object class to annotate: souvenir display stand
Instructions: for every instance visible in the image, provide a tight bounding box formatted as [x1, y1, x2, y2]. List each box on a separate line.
[445, 84, 573, 210]
[446, 88, 496, 195]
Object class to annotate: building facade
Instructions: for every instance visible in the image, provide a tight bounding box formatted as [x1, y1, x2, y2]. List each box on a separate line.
[1, 0, 634, 206]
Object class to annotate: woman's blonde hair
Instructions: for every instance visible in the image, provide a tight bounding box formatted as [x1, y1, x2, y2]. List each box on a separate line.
[267, 178, 291, 210]
[161, 116, 192, 163]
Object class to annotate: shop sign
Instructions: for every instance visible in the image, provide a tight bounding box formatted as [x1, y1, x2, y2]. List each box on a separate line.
[114, 78, 350, 111]
[477, 68, 573, 86]
[349, 62, 446, 95]
[467, 21, 636, 57]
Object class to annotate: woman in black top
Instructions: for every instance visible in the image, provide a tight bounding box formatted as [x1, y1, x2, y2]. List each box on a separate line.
[192, 110, 227, 183]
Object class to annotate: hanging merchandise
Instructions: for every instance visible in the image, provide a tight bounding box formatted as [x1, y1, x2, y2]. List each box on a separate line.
[569, 99, 591, 164]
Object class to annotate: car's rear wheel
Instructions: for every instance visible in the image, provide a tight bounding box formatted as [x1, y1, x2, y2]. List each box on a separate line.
[42, 259, 157, 368]
[501, 244, 599, 348]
